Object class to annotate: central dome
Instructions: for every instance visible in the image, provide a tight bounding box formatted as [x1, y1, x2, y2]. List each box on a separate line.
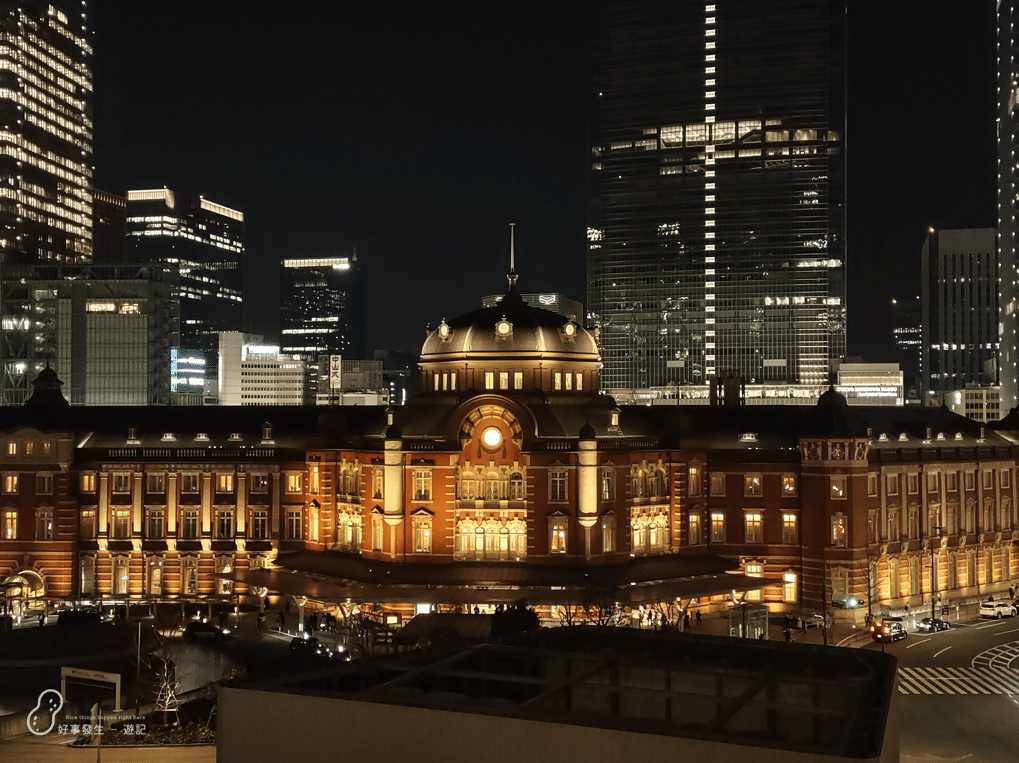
[418, 286, 601, 396]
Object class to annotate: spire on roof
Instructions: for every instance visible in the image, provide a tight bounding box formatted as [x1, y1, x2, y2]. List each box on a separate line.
[507, 222, 518, 291]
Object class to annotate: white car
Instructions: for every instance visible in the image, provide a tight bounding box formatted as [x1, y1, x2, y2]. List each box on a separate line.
[979, 601, 1017, 619]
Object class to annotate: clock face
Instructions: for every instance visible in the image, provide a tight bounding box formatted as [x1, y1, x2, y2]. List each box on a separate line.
[497, 321, 511, 335]
[564, 323, 576, 336]
[482, 427, 502, 448]
[438, 323, 449, 338]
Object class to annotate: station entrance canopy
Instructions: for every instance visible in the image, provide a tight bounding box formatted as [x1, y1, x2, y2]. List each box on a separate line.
[227, 551, 776, 608]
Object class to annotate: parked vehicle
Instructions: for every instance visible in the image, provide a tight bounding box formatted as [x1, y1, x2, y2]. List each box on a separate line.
[916, 617, 950, 633]
[290, 636, 331, 657]
[979, 601, 1017, 619]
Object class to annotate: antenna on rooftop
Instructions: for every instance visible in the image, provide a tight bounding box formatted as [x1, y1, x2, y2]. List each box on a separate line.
[507, 223, 518, 290]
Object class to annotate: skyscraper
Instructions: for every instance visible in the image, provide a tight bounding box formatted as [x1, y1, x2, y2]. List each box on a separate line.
[123, 188, 244, 371]
[281, 252, 365, 362]
[998, 2, 1019, 411]
[920, 228, 998, 401]
[0, 1, 93, 265]
[588, 0, 846, 397]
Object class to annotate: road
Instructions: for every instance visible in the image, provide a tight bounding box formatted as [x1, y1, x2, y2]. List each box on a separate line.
[0, 733, 213, 762]
[859, 612, 1019, 761]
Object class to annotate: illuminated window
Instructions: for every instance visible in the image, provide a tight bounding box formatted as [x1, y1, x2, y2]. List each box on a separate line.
[710, 512, 725, 543]
[36, 474, 52, 494]
[215, 557, 233, 595]
[509, 472, 524, 501]
[783, 572, 797, 602]
[413, 469, 431, 501]
[80, 508, 96, 539]
[565, 373, 572, 390]
[831, 513, 847, 547]
[81, 474, 96, 493]
[576, 373, 583, 391]
[308, 503, 319, 542]
[372, 469, 383, 500]
[146, 556, 163, 595]
[251, 474, 268, 493]
[413, 516, 432, 553]
[309, 466, 320, 494]
[601, 467, 615, 500]
[181, 508, 199, 540]
[688, 514, 702, 545]
[182, 557, 198, 595]
[781, 474, 796, 496]
[485, 372, 494, 390]
[830, 475, 847, 500]
[250, 509, 268, 540]
[744, 512, 763, 543]
[549, 515, 568, 554]
[782, 513, 798, 544]
[554, 372, 562, 390]
[217, 473, 235, 493]
[602, 514, 616, 553]
[5, 442, 15, 456]
[2, 509, 16, 540]
[146, 508, 164, 539]
[287, 472, 303, 493]
[35, 509, 52, 540]
[745, 563, 763, 601]
[688, 466, 701, 496]
[113, 557, 130, 596]
[500, 372, 509, 390]
[111, 508, 130, 539]
[744, 473, 763, 497]
[514, 372, 523, 389]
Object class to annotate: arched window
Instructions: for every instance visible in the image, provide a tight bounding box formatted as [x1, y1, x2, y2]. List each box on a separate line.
[632, 516, 648, 554]
[509, 473, 524, 501]
[483, 518, 501, 559]
[651, 469, 666, 498]
[649, 515, 668, 552]
[485, 471, 502, 501]
[633, 470, 646, 499]
[455, 519, 478, 558]
[508, 518, 527, 559]
[459, 471, 477, 500]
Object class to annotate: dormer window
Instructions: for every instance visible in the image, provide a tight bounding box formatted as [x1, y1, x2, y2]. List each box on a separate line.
[229, 433, 243, 441]
[610, 411, 620, 427]
[161, 433, 176, 442]
[127, 427, 139, 444]
[262, 423, 273, 442]
[195, 433, 209, 442]
[740, 432, 758, 443]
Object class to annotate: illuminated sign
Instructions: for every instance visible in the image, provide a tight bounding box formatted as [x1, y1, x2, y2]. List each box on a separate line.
[538, 295, 557, 305]
[330, 355, 342, 390]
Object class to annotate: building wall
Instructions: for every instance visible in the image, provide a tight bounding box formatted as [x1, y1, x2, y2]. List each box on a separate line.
[588, 0, 847, 392]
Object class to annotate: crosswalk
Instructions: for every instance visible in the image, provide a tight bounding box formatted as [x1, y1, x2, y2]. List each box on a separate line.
[898, 666, 1019, 695]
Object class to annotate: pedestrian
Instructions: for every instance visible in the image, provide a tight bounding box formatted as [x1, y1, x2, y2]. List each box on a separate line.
[257, 611, 265, 630]
[683, 612, 690, 628]
[38, 611, 45, 627]
[784, 627, 791, 642]
[696, 610, 702, 626]
[277, 610, 285, 630]
[285, 598, 291, 614]
[1010, 585, 1015, 600]
[905, 603, 910, 616]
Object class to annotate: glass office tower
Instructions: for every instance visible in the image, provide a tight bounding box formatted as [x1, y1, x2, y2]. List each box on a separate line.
[0, 1, 93, 265]
[998, 2, 1019, 411]
[588, 0, 846, 396]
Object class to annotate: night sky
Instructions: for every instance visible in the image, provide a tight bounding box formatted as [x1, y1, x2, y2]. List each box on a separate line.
[93, 2, 995, 361]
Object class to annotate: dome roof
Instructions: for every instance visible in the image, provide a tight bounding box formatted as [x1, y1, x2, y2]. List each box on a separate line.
[420, 286, 599, 361]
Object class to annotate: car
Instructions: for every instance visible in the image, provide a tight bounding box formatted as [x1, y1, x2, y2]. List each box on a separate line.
[979, 601, 1017, 619]
[916, 617, 950, 633]
[183, 621, 226, 641]
[290, 636, 331, 657]
[871, 620, 907, 643]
